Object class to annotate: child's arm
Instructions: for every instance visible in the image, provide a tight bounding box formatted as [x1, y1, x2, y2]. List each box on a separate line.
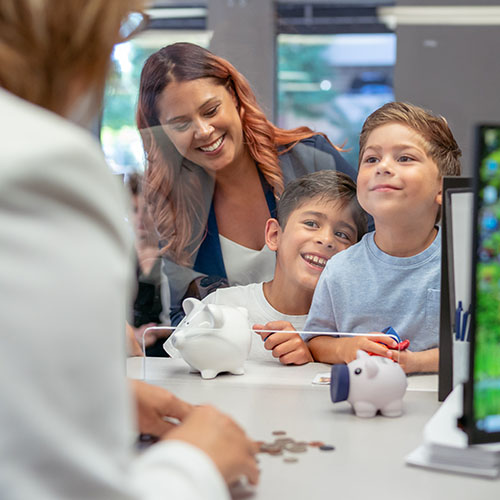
[253, 321, 313, 365]
[308, 334, 397, 364]
[390, 347, 438, 374]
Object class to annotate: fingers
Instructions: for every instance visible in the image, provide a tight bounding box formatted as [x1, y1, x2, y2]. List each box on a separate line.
[264, 331, 301, 351]
[138, 323, 159, 346]
[147, 416, 178, 437]
[131, 380, 194, 436]
[252, 324, 267, 341]
[166, 405, 260, 486]
[363, 339, 393, 358]
[239, 453, 260, 486]
[253, 321, 296, 342]
[262, 320, 296, 331]
[263, 334, 312, 365]
[278, 348, 313, 366]
[156, 390, 193, 422]
[367, 334, 398, 348]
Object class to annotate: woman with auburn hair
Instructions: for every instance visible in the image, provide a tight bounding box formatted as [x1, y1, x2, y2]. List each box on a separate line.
[0, 1, 258, 499]
[137, 42, 357, 325]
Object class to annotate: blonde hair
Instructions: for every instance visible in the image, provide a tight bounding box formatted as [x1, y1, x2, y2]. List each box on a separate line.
[138, 42, 343, 265]
[359, 102, 462, 223]
[0, 0, 146, 116]
[359, 101, 462, 177]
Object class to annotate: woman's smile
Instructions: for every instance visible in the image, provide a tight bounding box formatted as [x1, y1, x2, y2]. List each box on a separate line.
[198, 134, 225, 154]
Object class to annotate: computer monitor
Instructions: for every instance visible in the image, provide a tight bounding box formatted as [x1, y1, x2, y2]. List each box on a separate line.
[439, 176, 473, 402]
[463, 124, 500, 444]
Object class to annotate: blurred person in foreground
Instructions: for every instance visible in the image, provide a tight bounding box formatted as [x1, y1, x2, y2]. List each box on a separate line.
[0, 1, 258, 499]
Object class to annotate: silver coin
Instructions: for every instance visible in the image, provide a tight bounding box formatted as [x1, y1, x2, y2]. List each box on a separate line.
[285, 443, 308, 453]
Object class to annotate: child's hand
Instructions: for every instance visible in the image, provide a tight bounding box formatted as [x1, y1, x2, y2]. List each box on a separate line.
[336, 334, 397, 364]
[253, 321, 313, 365]
[390, 347, 439, 374]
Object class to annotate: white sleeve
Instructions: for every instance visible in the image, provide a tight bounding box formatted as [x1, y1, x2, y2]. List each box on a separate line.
[0, 92, 229, 500]
[131, 441, 229, 500]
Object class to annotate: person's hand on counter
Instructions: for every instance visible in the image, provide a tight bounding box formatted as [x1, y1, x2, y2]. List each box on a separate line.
[166, 405, 260, 487]
[130, 379, 192, 436]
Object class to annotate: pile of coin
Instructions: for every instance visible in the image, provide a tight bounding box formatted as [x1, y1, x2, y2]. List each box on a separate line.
[256, 430, 335, 463]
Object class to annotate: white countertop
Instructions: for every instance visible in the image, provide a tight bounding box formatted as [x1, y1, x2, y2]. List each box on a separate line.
[127, 357, 498, 500]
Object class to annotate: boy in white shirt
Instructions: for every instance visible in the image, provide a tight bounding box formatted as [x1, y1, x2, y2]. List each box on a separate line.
[203, 170, 367, 363]
[303, 102, 462, 373]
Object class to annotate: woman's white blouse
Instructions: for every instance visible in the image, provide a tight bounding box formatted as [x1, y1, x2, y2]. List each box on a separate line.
[219, 234, 276, 286]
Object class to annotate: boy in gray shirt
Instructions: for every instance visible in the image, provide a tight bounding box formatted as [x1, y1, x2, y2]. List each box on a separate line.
[303, 102, 462, 373]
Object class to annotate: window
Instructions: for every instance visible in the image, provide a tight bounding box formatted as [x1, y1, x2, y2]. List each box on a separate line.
[100, 7, 211, 174]
[277, 3, 395, 167]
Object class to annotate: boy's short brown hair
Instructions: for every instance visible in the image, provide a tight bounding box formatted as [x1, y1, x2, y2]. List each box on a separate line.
[359, 101, 462, 177]
[277, 170, 367, 242]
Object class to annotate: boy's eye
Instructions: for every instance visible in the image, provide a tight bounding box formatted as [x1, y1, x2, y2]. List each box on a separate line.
[335, 231, 350, 240]
[304, 220, 319, 228]
[363, 156, 378, 164]
[398, 155, 414, 163]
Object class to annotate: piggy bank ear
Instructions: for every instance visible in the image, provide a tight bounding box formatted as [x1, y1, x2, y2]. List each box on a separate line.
[182, 298, 202, 317]
[206, 304, 222, 329]
[364, 358, 379, 379]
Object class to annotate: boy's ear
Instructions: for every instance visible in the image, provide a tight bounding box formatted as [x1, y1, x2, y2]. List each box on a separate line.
[435, 183, 443, 206]
[265, 218, 281, 251]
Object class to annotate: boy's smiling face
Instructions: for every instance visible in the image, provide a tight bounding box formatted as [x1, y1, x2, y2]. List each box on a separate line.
[266, 196, 358, 293]
[357, 122, 442, 225]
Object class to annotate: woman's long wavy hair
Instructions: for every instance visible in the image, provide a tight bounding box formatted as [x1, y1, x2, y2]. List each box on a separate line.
[137, 42, 342, 266]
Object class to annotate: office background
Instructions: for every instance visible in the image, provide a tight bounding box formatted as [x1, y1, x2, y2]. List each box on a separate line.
[102, 1, 500, 177]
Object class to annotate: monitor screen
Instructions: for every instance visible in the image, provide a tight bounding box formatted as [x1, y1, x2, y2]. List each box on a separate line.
[464, 124, 500, 444]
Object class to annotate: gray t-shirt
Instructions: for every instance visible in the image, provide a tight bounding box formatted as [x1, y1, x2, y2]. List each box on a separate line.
[303, 230, 441, 352]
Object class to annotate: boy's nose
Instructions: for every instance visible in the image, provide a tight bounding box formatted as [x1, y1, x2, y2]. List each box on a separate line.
[317, 230, 335, 249]
[376, 158, 394, 175]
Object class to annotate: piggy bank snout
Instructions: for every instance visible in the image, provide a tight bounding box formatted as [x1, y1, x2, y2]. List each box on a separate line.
[172, 331, 185, 348]
[330, 364, 350, 403]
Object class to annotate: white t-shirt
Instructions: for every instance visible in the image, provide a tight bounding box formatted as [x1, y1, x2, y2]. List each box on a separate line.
[219, 235, 275, 285]
[203, 282, 307, 361]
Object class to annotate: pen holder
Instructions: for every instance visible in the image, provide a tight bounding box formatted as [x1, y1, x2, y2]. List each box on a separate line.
[452, 338, 470, 388]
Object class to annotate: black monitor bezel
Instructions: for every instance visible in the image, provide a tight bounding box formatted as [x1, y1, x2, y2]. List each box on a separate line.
[438, 176, 473, 402]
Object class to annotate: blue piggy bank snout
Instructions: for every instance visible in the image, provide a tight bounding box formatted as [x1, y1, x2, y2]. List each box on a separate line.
[330, 364, 350, 403]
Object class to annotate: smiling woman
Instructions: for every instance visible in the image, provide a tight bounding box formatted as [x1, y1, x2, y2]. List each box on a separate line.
[137, 42, 358, 325]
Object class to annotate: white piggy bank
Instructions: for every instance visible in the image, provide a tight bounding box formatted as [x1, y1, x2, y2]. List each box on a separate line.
[330, 350, 407, 418]
[163, 298, 252, 379]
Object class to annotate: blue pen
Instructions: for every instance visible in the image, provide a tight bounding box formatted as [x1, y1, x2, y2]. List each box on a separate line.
[455, 301, 463, 341]
[460, 307, 470, 342]
[464, 306, 472, 342]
